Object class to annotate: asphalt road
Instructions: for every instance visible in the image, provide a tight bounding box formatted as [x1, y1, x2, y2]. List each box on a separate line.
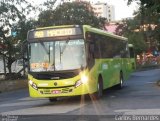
[1, 69, 160, 121]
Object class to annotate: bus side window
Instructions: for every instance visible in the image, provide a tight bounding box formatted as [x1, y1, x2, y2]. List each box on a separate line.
[86, 32, 95, 57]
[94, 34, 101, 58]
[89, 44, 94, 55]
[119, 42, 128, 58]
[86, 32, 95, 68]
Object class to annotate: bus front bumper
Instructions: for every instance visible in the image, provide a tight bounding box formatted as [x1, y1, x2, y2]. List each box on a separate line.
[28, 83, 90, 98]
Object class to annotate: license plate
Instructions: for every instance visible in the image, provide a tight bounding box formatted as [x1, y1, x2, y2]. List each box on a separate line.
[52, 90, 61, 94]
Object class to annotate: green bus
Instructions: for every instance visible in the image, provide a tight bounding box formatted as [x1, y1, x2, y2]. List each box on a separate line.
[27, 25, 133, 101]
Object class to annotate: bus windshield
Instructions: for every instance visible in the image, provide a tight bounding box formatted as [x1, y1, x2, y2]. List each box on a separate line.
[29, 39, 86, 72]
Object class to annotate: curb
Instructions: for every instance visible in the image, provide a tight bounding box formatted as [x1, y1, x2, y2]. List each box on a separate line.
[0, 79, 27, 93]
[136, 65, 160, 72]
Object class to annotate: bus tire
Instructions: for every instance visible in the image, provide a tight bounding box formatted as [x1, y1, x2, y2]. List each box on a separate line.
[92, 77, 103, 100]
[49, 98, 57, 102]
[116, 72, 123, 89]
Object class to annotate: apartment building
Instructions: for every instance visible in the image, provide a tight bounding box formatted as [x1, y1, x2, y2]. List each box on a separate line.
[91, 3, 115, 21]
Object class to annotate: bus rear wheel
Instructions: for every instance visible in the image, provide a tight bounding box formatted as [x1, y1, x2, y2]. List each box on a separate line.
[116, 72, 123, 89]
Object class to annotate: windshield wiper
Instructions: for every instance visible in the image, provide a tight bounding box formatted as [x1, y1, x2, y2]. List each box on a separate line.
[59, 39, 70, 63]
[40, 42, 50, 62]
[60, 39, 69, 55]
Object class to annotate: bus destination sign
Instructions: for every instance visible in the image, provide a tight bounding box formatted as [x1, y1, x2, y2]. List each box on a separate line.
[28, 27, 82, 40]
[34, 28, 75, 38]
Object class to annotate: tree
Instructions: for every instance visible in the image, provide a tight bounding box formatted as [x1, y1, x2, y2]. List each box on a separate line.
[127, 0, 160, 50]
[42, 0, 58, 10]
[116, 18, 147, 54]
[0, 0, 33, 36]
[37, 2, 106, 28]
[11, 19, 37, 77]
[128, 32, 147, 54]
[0, 0, 34, 78]
[15, 19, 37, 41]
[116, 0, 160, 54]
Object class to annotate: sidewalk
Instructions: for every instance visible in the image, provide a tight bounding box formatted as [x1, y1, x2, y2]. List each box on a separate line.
[132, 69, 160, 77]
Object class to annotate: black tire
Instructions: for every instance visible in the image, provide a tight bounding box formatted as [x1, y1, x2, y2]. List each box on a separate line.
[92, 77, 103, 100]
[49, 98, 57, 102]
[116, 72, 123, 89]
[97, 80, 103, 98]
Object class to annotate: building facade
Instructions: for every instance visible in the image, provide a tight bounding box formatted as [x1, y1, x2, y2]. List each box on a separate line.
[92, 3, 115, 22]
[107, 5, 115, 22]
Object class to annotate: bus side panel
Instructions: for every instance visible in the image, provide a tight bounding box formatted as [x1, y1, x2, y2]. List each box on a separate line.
[122, 58, 134, 81]
[100, 59, 120, 89]
[87, 59, 115, 94]
[88, 59, 121, 92]
[87, 59, 101, 94]
[112, 58, 122, 85]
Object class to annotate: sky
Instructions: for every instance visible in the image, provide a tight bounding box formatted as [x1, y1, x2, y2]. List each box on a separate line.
[29, 0, 139, 21]
[105, 0, 139, 20]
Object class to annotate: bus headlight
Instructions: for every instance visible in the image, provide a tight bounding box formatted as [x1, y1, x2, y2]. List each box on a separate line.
[81, 75, 88, 83]
[75, 75, 88, 88]
[29, 80, 38, 90]
[29, 80, 33, 85]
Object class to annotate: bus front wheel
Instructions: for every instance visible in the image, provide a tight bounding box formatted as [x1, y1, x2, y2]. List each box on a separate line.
[97, 80, 103, 98]
[92, 77, 103, 100]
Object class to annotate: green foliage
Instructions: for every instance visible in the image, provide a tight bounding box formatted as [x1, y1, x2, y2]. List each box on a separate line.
[118, 0, 160, 54]
[0, 0, 35, 75]
[14, 19, 37, 41]
[128, 32, 147, 54]
[0, 0, 33, 33]
[127, 0, 160, 45]
[116, 18, 147, 54]
[43, 0, 58, 10]
[37, 2, 106, 28]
